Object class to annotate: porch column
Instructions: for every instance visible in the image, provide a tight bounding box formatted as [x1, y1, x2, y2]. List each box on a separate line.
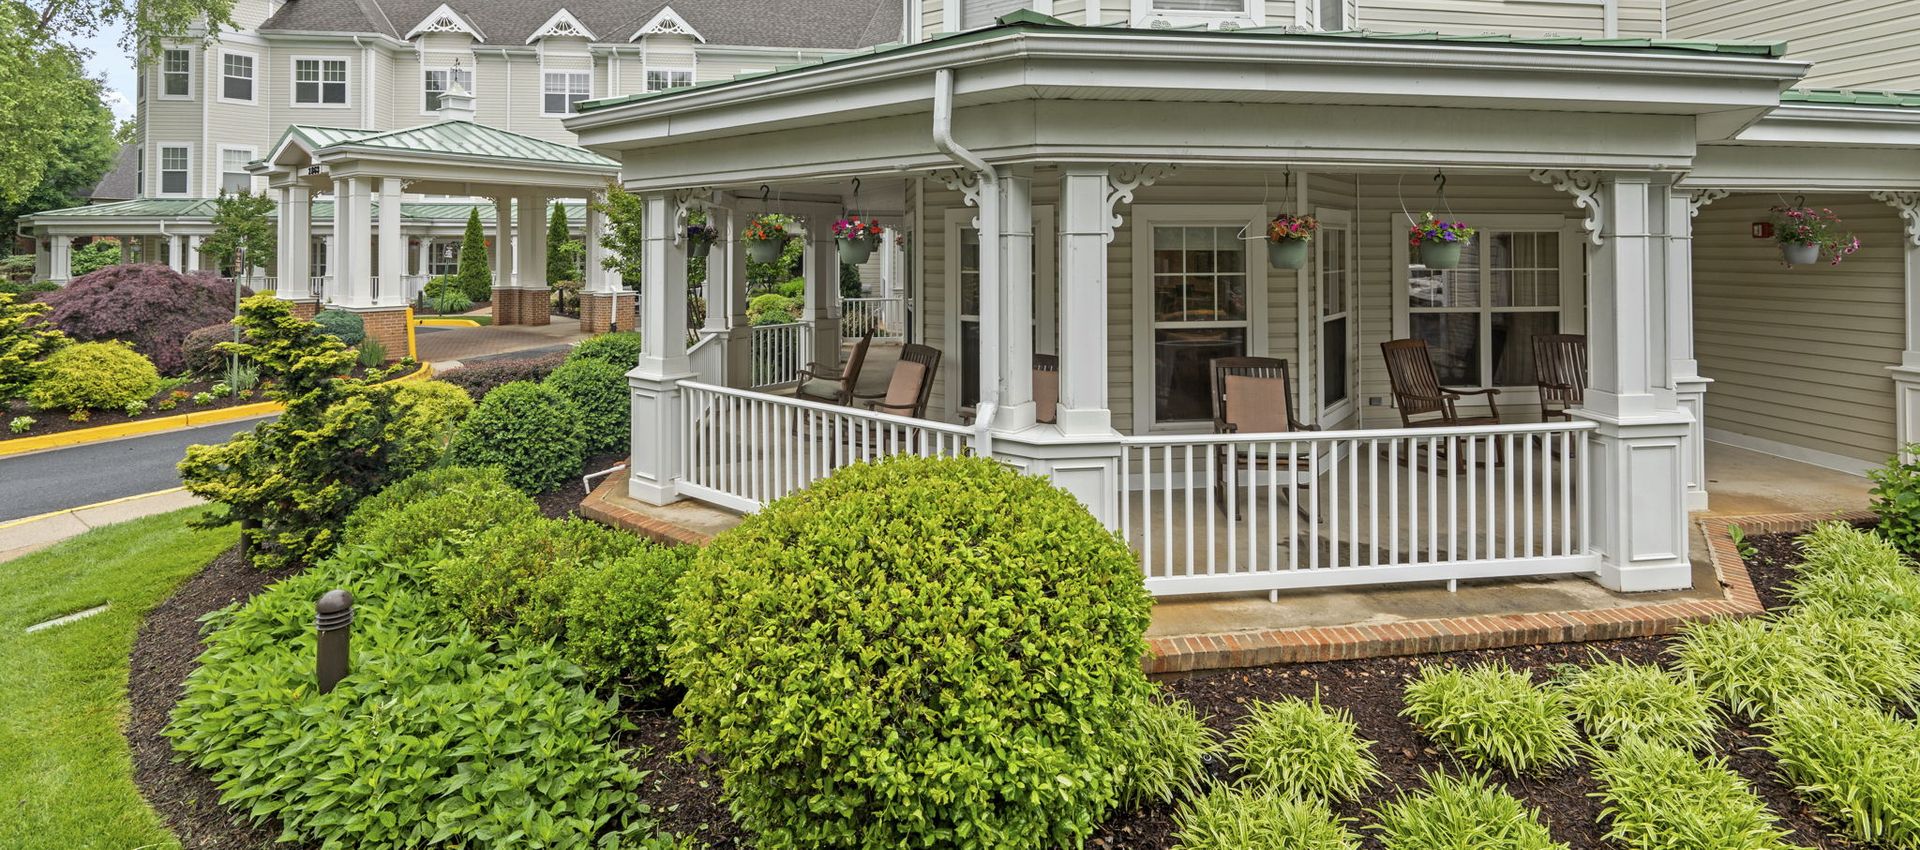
[1578, 174, 1692, 592]
[283, 185, 313, 302]
[165, 235, 182, 271]
[49, 237, 72, 283]
[332, 175, 374, 307]
[33, 237, 52, 282]
[1874, 192, 1920, 454]
[803, 219, 841, 366]
[523, 195, 549, 290]
[377, 176, 403, 305]
[117, 237, 131, 264]
[1667, 190, 1711, 511]
[580, 190, 634, 335]
[491, 196, 517, 323]
[719, 207, 756, 387]
[993, 166, 1037, 432]
[629, 191, 692, 505]
[184, 235, 202, 273]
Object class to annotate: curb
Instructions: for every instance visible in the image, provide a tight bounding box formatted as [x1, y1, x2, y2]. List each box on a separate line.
[414, 318, 483, 328]
[0, 487, 191, 532]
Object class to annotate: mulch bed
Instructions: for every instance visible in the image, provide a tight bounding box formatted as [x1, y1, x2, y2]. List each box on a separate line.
[1, 379, 266, 440]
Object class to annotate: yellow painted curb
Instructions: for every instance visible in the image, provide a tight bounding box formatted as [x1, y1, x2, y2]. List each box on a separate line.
[0, 487, 189, 531]
[0, 363, 433, 457]
[413, 317, 482, 328]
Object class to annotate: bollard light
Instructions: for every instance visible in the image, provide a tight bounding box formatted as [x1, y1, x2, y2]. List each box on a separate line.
[314, 589, 354, 694]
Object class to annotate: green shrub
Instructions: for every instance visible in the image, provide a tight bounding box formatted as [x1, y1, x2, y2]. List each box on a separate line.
[1764, 695, 1920, 850]
[568, 331, 644, 369]
[1113, 695, 1221, 810]
[390, 379, 474, 450]
[342, 465, 535, 564]
[1226, 696, 1378, 802]
[545, 358, 629, 454]
[1670, 617, 1838, 720]
[1592, 737, 1804, 850]
[560, 546, 697, 701]
[1369, 771, 1568, 850]
[1401, 663, 1579, 776]
[670, 455, 1154, 850]
[9, 415, 33, 433]
[1, 290, 69, 400]
[1785, 523, 1920, 621]
[313, 308, 365, 345]
[1775, 607, 1920, 711]
[1559, 658, 1719, 752]
[446, 380, 586, 493]
[1173, 788, 1358, 850]
[356, 338, 387, 367]
[747, 292, 800, 326]
[26, 340, 160, 411]
[432, 516, 645, 639]
[1869, 447, 1920, 556]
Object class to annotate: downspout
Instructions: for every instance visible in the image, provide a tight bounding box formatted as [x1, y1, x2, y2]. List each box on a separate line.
[352, 36, 372, 128]
[932, 67, 998, 456]
[494, 48, 514, 125]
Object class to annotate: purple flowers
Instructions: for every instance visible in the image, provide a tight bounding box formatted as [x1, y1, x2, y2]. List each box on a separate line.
[1408, 212, 1476, 248]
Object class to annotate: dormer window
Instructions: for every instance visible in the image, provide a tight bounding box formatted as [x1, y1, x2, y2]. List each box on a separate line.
[1133, 0, 1261, 29]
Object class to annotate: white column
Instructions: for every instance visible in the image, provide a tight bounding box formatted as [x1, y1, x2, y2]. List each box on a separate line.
[993, 166, 1037, 432]
[1057, 166, 1114, 436]
[518, 193, 547, 290]
[49, 237, 72, 282]
[117, 237, 131, 264]
[628, 191, 691, 505]
[185, 235, 203, 273]
[803, 218, 841, 366]
[1667, 189, 1711, 511]
[1876, 193, 1920, 455]
[333, 176, 374, 307]
[283, 185, 312, 300]
[377, 177, 403, 305]
[493, 196, 514, 289]
[719, 208, 756, 388]
[1578, 174, 1692, 592]
[584, 194, 612, 294]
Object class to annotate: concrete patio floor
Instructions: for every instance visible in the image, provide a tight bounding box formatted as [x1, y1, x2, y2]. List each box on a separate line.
[415, 322, 591, 365]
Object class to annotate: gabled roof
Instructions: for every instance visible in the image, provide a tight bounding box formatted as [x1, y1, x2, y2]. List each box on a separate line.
[405, 2, 484, 39]
[263, 124, 379, 166]
[86, 146, 140, 202]
[629, 6, 700, 42]
[322, 120, 617, 168]
[528, 7, 595, 42]
[259, 0, 900, 51]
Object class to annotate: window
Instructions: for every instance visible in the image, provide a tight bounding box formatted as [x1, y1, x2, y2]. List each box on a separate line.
[542, 71, 591, 115]
[1319, 0, 1345, 30]
[1318, 217, 1353, 416]
[161, 48, 191, 97]
[221, 52, 255, 102]
[310, 238, 328, 277]
[294, 58, 348, 105]
[946, 209, 1055, 417]
[220, 148, 254, 194]
[424, 66, 474, 111]
[1133, 0, 1259, 26]
[1150, 225, 1249, 422]
[644, 68, 692, 92]
[1403, 226, 1577, 389]
[428, 240, 460, 276]
[159, 146, 189, 195]
[135, 147, 144, 195]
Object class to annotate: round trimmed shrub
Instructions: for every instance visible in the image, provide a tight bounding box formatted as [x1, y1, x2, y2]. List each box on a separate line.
[431, 516, 645, 639]
[561, 545, 696, 701]
[669, 455, 1155, 849]
[568, 331, 643, 369]
[344, 465, 538, 565]
[313, 309, 366, 346]
[446, 380, 586, 493]
[544, 358, 628, 454]
[181, 323, 238, 377]
[390, 379, 474, 453]
[36, 264, 251, 375]
[26, 341, 161, 412]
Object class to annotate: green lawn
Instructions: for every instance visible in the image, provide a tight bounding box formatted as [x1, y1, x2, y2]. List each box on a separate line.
[0, 508, 236, 850]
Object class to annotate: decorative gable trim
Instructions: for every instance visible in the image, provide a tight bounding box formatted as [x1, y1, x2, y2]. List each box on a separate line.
[528, 8, 597, 43]
[630, 6, 704, 42]
[405, 3, 484, 41]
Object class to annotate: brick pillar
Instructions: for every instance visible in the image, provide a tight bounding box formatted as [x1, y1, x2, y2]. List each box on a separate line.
[352, 308, 411, 363]
[520, 287, 552, 326]
[288, 300, 321, 320]
[492, 287, 520, 325]
[579, 291, 638, 335]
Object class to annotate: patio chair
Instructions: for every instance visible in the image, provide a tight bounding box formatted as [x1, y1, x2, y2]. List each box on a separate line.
[1209, 357, 1316, 522]
[855, 343, 941, 418]
[1034, 353, 1059, 425]
[1532, 334, 1587, 421]
[1381, 339, 1502, 428]
[794, 327, 874, 405]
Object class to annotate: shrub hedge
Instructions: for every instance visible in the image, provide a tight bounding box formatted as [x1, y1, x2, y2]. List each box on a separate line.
[439, 351, 568, 400]
[545, 358, 629, 454]
[343, 465, 537, 565]
[431, 516, 646, 639]
[37, 264, 250, 374]
[568, 332, 644, 369]
[446, 380, 587, 493]
[669, 455, 1155, 850]
[181, 323, 237, 377]
[559, 546, 697, 701]
[26, 340, 161, 411]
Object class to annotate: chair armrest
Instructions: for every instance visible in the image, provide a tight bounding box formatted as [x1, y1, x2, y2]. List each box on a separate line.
[1397, 391, 1454, 406]
[851, 388, 885, 400]
[1214, 417, 1238, 435]
[1442, 386, 1502, 397]
[866, 400, 915, 416]
[1536, 381, 1575, 391]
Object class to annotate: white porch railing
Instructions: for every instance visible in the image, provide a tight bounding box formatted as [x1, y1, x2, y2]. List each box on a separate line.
[1119, 421, 1598, 596]
[234, 276, 279, 292]
[750, 322, 812, 388]
[842, 297, 906, 341]
[310, 276, 331, 302]
[678, 380, 974, 513]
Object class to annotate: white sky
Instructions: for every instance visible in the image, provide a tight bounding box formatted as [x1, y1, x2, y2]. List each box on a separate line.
[76, 22, 137, 123]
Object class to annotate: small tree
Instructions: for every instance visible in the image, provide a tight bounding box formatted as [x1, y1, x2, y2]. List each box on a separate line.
[199, 190, 276, 275]
[546, 201, 582, 284]
[0, 290, 68, 399]
[69, 239, 119, 276]
[589, 182, 644, 286]
[455, 207, 491, 302]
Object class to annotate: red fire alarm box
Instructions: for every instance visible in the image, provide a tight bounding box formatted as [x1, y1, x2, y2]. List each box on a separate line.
[1752, 222, 1774, 239]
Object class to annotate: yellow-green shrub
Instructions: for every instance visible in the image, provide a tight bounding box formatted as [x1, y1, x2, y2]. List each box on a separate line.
[26, 340, 159, 411]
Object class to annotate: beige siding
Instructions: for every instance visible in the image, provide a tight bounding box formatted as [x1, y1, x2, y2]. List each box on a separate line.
[922, 0, 946, 36]
[1618, 0, 1663, 37]
[269, 46, 362, 132]
[1671, 0, 1920, 90]
[1355, 0, 1607, 37]
[1054, 0, 1088, 25]
[1694, 194, 1903, 465]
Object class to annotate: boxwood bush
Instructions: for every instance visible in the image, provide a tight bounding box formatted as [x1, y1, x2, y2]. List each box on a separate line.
[1401, 663, 1579, 776]
[26, 340, 160, 411]
[560, 545, 697, 701]
[1227, 696, 1379, 802]
[446, 380, 587, 492]
[1369, 771, 1568, 850]
[568, 331, 644, 369]
[669, 455, 1155, 850]
[545, 358, 629, 454]
[439, 351, 568, 400]
[431, 516, 645, 639]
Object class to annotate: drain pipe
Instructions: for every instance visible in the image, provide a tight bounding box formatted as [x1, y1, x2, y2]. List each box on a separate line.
[932, 67, 998, 457]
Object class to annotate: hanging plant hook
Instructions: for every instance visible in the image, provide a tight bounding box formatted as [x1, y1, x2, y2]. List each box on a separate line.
[1793, 194, 1807, 209]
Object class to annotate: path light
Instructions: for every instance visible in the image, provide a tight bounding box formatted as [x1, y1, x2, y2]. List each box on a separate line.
[315, 589, 353, 694]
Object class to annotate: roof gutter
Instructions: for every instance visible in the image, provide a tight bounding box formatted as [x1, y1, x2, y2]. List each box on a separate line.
[932, 67, 997, 451]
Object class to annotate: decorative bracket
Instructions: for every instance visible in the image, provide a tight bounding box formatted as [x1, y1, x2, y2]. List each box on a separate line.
[1872, 190, 1920, 247]
[670, 187, 711, 246]
[1528, 169, 1603, 246]
[1104, 164, 1177, 244]
[932, 168, 983, 229]
[1687, 188, 1729, 219]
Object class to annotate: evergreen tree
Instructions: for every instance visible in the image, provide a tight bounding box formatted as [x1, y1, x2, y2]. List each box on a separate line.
[546, 201, 581, 284]
[456, 207, 491, 301]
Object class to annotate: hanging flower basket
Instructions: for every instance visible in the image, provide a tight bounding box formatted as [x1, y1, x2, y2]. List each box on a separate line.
[685, 224, 717, 259]
[742, 216, 788, 264]
[833, 217, 884, 265]
[1265, 213, 1318, 270]
[1409, 212, 1476, 270]
[1771, 205, 1859, 267]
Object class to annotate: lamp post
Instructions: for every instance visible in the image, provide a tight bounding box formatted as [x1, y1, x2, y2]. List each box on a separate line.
[231, 245, 245, 395]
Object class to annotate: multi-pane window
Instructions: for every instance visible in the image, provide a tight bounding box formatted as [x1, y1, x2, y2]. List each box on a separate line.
[294, 59, 348, 105]
[161, 48, 191, 96]
[1138, 0, 1256, 25]
[220, 149, 253, 194]
[542, 71, 591, 115]
[428, 241, 460, 276]
[221, 53, 254, 101]
[1319, 224, 1352, 411]
[644, 69, 692, 91]
[159, 146, 189, 194]
[1407, 230, 1564, 388]
[424, 66, 474, 111]
[1152, 225, 1248, 423]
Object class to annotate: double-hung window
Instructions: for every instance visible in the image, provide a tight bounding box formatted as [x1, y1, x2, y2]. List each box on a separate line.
[1150, 225, 1251, 423]
[220, 52, 255, 102]
[424, 66, 473, 112]
[1132, 0, 1260, 28]
[428, 241, 460, 276]
[644, 68, 692, 92]
[159, 146, 190, 195]
[542, 71, 591, 115]
[1317, 213, 1355, 420]
[220, 148, 254, 194]
[161, 48, 191, 97]
[294, 58, 348, 105]
[1400, 219, 1582, 391]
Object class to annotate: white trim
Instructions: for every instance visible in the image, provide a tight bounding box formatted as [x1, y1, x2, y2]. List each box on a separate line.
[157, 46, 194, 100]
[528, 8, 597, 42]
[541, 69, 594, 116]
[1705, 431, 1874, 478]
[216, 48, 260, 105]
[643, 65, 696, 92]
[290, 55, 352, 109]
[217, 145, 260, 195]
[1313, 206, 1358, 427]
[1129, 203, 1269, 435]
[630, 7, 705, 42]
[156, 143, 194, 197]
[404, 3, 484, 40]
[1128, 0, 1265, 31]
[942, 206, 1056, 421]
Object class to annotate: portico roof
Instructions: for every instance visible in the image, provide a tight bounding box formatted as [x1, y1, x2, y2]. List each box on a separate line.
[19, 198, 587, 234]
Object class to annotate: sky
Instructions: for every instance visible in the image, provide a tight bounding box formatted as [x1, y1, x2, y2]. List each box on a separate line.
[76, 21, 137, 123]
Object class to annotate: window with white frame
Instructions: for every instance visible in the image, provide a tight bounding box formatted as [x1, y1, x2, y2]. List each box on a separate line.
[644, 68, 692, 91]
[310, 238, 328, 276]
[424, 66, 473, 111]
[220, 148, 254, 194]
[428, 241, 460, 276]
[1132, 0, 1259, 28]
[161, 48, 191, 97]
[1317, 217, 1354, 418]
[158, 146, 189, 195]
[947, 210, 1056, 416]
[294, 58, 348, 105]
[221, 52, 255, 102]
[542, 71, 591, 115]
[1149, 225, 1251, 423]
[1401, 224, 1580, 390]
[1319, 0, 1345, 29]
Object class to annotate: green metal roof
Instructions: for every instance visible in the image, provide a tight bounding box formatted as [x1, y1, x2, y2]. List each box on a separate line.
[577, 10, 1789, 113]
[25, 198, 586, 224]
[1781, 89, 1920, 108]
[22, 198, 223, 218]
[329, 121, 618, 168]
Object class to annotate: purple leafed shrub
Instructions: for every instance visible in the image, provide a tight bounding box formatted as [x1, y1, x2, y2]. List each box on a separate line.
[182, 323, 239, 378]
[437, 351, 568, 401]
[37, 264, 251, 376]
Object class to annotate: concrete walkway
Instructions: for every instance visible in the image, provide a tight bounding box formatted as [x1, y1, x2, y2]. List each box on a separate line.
[415, 322, 590, 364]
[0, 488, 205, 563]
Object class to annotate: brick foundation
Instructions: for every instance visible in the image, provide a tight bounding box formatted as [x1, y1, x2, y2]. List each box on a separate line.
[579, 292, 639, 335]
[351, 308, 411, 363]
[286, 299, 321, 320]
[490, 288, 552, 327]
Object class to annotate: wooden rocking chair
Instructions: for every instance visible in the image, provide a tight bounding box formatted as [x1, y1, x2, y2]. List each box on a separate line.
[1209, 357, 1316, 522]
[793, 328, 874, 405]
[1532, 334, 1587, 421]
[1034, 353, 1059, 425]
[1381, 339, 1502, 428]
[854, 343, 941, 419]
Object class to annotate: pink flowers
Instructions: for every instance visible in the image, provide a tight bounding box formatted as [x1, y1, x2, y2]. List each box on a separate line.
[1267, 213, 1320, 243]
[832, 217, 884, 239]
[1770, 206, 1861, 266]
[1408, 211, 1476, 248]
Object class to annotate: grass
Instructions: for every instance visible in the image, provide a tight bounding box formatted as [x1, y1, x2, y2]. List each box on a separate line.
[0, 507, 236, 850]
[1369, 770, 1568, 850]
[1227, 695, 1380, 802]
[1401, 663, 1580, 776]
[1764, 695, 1920, 850]
[1590, 737, 1803, 850]
[1559, 658, 1720, 752]
[1173, 787, 1360, 850]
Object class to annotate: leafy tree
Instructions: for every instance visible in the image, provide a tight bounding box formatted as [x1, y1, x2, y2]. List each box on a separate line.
[199, 190, 276, 275]
[589, 183, 644, 285]
[0, 5, 117, 217]
[545, 201, 581, 284]
[0, 290, 69, 399]
[455, 207, 492, 302]
[68, 239, 119, 276]
[21, 0, 236, 62]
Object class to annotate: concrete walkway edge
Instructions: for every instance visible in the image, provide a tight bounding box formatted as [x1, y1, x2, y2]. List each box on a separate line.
[0, 488, 207, 564]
